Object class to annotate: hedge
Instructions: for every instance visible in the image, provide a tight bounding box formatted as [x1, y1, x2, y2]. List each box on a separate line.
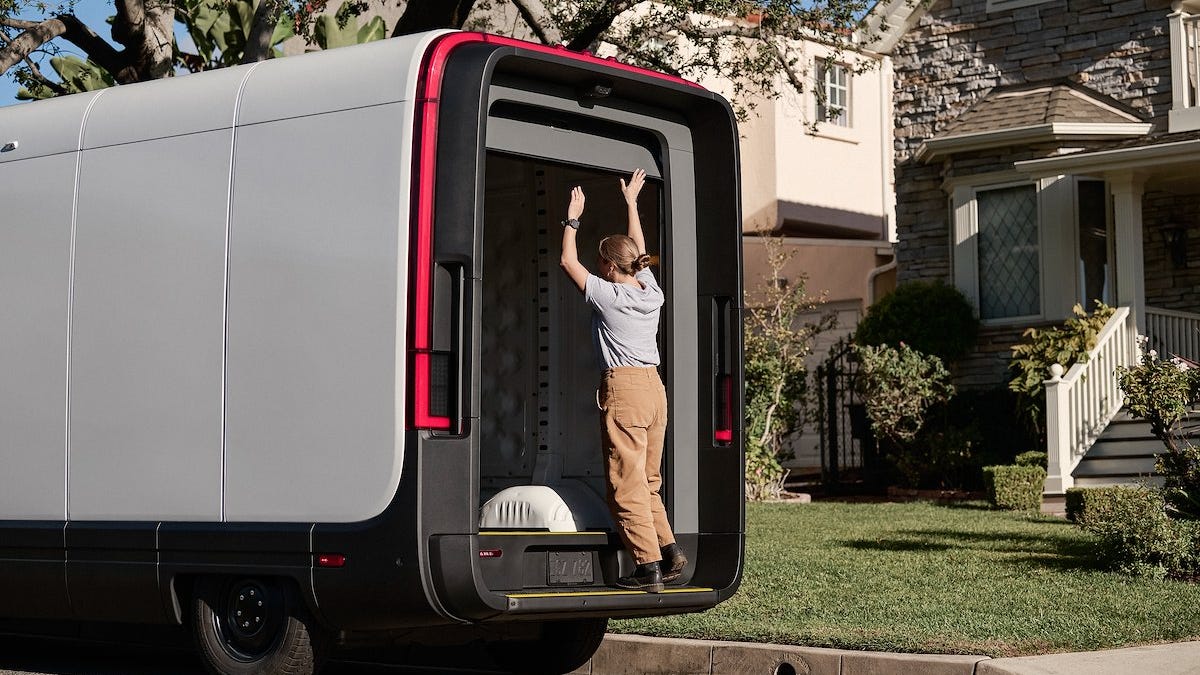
[983, 465, 1046, 511]
[1071, 485, 1199, 578]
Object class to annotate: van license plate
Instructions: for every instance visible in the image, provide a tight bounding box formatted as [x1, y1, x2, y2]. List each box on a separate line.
[548, 552, 593, 585]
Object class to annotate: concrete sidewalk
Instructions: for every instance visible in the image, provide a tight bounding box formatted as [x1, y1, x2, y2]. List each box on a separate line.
[573, 634, 1200, 674]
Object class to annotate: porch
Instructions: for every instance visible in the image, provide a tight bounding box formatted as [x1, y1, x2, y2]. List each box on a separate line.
[1016, 139, 1200, 493]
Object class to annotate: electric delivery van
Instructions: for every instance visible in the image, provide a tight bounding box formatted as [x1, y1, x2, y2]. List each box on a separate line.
[0, 30, 744, 674]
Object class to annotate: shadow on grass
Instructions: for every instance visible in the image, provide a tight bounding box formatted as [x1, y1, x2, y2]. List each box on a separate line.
[839, 527, 1100, 573]
[935, 501, 994, 511]
[842, 539, 954, 553]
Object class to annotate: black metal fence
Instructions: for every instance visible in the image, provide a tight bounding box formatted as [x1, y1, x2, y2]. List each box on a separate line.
[816, 337, 876, 486]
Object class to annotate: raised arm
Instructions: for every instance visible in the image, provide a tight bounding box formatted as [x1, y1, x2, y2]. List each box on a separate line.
[619, 168, 647, 254]
[559, 186, 589, 292]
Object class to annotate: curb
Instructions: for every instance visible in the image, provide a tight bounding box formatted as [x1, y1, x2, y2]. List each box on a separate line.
[573, 634, 990, 675]
[576, 635, 1200, 675]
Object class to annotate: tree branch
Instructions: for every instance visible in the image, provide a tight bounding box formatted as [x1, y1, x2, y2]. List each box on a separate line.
[0, 29, 66, 95]
[510, 0, 555, 45]
[392, 0, 479, 37]
[55, 14, 129, 80]
[565, 0, 635, 51]
[0, 16, 68, 75]
[600, 35, 681, 77]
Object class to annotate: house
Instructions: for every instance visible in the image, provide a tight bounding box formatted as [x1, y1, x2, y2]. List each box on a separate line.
[868, 0, 1200, 492]
[728, 31, 897, 476]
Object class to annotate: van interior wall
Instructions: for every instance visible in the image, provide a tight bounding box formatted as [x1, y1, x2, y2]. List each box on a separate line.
[480, 153, 662, 525]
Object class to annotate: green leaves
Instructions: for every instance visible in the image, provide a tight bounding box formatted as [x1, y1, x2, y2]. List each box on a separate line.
[16, 54, 113, 99]
[1008, 302, 1115, 439]
[853, 342, 954, 446]
[313, 2, 384, 50]
[175, 0, 295, 71]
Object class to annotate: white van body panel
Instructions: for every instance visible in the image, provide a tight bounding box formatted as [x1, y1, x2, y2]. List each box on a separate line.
[0, 30, 452, 523]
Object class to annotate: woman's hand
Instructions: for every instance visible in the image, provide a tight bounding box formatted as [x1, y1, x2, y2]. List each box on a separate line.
[568, 186, 586, 221]
[619, 168, 646, 205]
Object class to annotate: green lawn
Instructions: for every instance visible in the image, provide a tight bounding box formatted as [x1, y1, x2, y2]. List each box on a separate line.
[611, 501, 1200, 657]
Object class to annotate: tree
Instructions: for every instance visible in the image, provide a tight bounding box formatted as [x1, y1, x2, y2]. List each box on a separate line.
[744, 233, 833, 500]
[2, 0, 874, 117]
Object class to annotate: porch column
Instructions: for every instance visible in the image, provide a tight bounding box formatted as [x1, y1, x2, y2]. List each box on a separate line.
[1110, 172, 1146, 332]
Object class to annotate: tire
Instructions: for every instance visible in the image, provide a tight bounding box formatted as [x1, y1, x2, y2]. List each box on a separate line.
[487, 618, 608, 675]
[192, 576, 329, 675]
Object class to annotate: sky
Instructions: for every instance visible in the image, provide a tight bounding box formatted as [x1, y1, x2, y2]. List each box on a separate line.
[1, 2, 150, 108]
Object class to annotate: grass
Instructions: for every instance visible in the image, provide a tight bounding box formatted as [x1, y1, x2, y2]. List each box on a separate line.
[610, 500, 1200, 657]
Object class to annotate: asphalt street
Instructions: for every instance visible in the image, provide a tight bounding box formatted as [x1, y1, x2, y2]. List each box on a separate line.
[0, 635, 509, 675]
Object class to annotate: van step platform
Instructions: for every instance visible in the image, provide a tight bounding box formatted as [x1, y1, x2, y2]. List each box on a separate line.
[500, 586, 718, 615]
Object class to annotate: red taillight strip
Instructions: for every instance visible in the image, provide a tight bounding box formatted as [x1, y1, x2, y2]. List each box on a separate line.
[408, 32, 707, 430]
[715, 374, 733, 444]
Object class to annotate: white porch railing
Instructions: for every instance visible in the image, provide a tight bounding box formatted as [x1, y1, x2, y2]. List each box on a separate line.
[1146, 306, 1200, 362]
[1043, 306, 1138, 494]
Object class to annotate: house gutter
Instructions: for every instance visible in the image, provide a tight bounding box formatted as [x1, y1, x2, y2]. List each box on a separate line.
[1014, 136, 1200, 177]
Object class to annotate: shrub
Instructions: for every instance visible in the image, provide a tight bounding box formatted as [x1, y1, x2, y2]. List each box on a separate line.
[1015, 451, 1047, 468]
[1008, 302, 1114, 440]
[853, 343, 954, 446]
[855, 281, 978, 363]
[743, 233, 833, 500]
[891, 425, 978, 490]
[903, 387, 1035, 491]
[1074, 486, 1197, 578]
[1065, 486, 1114, 523]
[983, 465, 1045, 511]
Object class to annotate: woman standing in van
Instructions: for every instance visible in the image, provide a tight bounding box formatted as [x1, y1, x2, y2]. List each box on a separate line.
[558, 169, 686, 593]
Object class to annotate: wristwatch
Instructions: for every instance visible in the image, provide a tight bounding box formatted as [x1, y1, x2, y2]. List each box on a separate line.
[562, 218, 580, 229]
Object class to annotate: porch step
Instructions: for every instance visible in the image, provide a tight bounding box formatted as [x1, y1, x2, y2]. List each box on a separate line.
[1068, 408, 1200, 488]
[1071, 413, 1161, 488]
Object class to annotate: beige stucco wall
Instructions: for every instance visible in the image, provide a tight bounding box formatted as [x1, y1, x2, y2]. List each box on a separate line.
[736, 44, 895, 242]
[743, 237, 894, 309]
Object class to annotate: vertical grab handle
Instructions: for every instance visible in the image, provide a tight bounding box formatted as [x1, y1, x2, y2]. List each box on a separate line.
[712, 296, 733, 445]
[419, 261, 464, 433]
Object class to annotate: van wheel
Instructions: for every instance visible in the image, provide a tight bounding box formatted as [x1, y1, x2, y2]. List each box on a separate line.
[192, 576, 328, 675]
[487, 618, 608, 675]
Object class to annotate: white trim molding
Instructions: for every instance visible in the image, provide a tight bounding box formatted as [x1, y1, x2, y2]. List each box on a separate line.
[916, 122, 1154, 163]
[1014, 137, 1200, 177]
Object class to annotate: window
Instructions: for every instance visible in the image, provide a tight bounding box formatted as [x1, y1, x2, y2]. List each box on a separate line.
[817, 61, 849, 127]
[976, 185, 1040, 320]
[952, 181, 1043, 322]
[1076, 180, 1111, 307]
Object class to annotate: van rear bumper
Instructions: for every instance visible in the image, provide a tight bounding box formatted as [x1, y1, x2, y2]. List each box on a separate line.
[428, 532, 737, 622]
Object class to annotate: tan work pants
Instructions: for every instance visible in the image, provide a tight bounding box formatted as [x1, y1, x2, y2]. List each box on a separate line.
[599, 366, 675, 565]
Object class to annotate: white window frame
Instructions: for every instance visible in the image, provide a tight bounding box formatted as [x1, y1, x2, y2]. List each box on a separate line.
[951, 179, 1048, 325]
[816, 60, 850, 128]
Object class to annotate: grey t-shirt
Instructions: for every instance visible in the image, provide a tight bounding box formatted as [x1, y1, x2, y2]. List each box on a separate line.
[584, 268, 664, 369]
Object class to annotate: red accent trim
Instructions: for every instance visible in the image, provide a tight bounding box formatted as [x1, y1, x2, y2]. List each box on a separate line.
[715, 374, 733, 444]
[315, 553, 347, 568]
[407, 32, 705, 430]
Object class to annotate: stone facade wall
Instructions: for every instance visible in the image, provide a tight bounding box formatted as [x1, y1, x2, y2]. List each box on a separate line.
[1143, 190, 1200, 312]
[891, 0, 1175, 384]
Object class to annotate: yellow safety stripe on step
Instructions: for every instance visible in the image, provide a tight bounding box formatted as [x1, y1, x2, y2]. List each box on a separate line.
[506, 587, 713, 599]
[478, 531, 609, 536]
